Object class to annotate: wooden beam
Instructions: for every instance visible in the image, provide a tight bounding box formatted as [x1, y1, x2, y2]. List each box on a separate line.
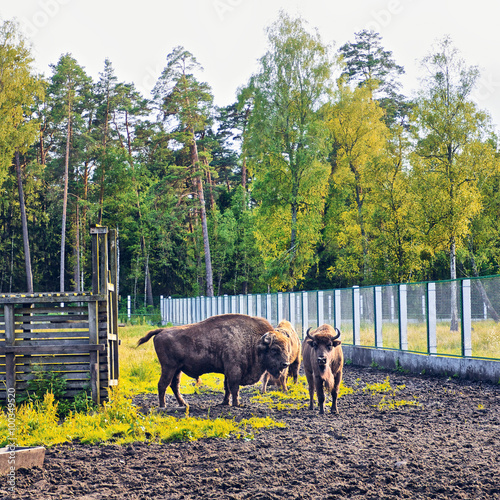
[0, 344, 105, 355]
[4, 305, 15, 396]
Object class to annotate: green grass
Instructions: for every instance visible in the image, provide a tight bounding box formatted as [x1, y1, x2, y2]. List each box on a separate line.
[0, 390, 285, 447]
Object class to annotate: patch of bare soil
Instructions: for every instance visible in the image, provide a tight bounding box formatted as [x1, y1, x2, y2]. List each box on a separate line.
[4, 365, 500, 500]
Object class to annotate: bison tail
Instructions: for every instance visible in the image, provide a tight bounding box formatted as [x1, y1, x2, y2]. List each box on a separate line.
[137, 329, 163, 347]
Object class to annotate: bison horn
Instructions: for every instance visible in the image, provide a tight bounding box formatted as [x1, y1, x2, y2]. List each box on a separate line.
[333, 327, 341, 340]
[262, 332, 273, 345]
[305, 327, 314, 340]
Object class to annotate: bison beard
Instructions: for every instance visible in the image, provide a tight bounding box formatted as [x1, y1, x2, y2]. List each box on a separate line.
[137, 314, 291, 408]
[302, 325, 344, 415]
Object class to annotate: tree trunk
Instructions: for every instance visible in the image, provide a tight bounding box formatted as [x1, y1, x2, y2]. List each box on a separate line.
[60, 103, 71, 293]
[15, 150, 33, 293]
[190, 132, 214, 297]
[73, 200, 80, 292]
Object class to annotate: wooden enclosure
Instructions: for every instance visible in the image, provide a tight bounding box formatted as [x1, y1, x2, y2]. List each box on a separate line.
[0, 226, 119, 404]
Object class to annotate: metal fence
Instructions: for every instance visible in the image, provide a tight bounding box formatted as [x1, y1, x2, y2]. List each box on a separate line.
[160, 276, 500, 361]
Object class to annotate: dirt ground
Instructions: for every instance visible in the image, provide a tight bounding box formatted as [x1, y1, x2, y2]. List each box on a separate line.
[3, 364, 500, 500]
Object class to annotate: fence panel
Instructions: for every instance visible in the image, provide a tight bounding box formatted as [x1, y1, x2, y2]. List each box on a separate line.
[160, 275, 500, 360]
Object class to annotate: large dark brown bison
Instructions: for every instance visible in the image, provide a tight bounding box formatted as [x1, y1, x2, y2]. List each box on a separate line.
[137, 314, 291, 408]
[260, 320, 301, 393]
[302, 324, 344, 415]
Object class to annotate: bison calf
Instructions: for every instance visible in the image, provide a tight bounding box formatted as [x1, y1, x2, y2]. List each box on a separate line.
[137, 314, 291, 408]
[302, 325, 344, 415]
[260, 320, 301, 393]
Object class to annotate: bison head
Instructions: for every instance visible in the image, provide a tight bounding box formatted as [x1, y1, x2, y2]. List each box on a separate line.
[258, 331, 290, 378]
[306, 327, 341, 373]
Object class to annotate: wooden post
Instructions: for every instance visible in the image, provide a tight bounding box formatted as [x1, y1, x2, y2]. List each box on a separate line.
[108, 229, 119, 382]
[88, 301, 100, 404]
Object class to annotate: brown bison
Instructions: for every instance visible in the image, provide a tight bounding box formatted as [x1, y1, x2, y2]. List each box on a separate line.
[260, 320, 301, 393]
[137, 314, 291, 408]
[302, 325, 344, 415]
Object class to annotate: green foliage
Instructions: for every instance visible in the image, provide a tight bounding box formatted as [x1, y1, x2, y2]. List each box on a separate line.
[1, 13, 499, 297]
[17, 365, 97, 418]
[243, 12, 334, 290]
[0, 20, 44, 184]
[18, 365, 68, 404]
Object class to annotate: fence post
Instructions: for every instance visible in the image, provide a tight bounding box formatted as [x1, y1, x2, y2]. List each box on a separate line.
[265, 293, 272, 324]
[327, 292, 332, 324]
[374, 286, 383, 348]
[248, 295, 253, 316]
[462, 279, 472, 357]
[277, 293, 283, 324]
[334, 289, 341, 331]
[256, 294, 262, 317]
[399, 285, 408, 351]
[353, 286, 360, 345]
[289, 293, 296, 334]
[302, 292, 309, 338]
[127, 295, 131, 320]
[317, 291, 324, 327]
[160, 295, 164, 323]
[427, 282, 437, 354]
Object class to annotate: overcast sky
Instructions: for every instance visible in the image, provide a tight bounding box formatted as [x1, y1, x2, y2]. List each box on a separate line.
[1, 0, 500, 131]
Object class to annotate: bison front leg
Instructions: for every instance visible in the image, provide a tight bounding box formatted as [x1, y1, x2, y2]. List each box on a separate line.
[260, 372, 271, 394]
[279, 368, 288, 392]
[228, 380, 241, 407]
[222, 377, 231, 405]
[330, 370, 343, 414]
[315, 377, 327, 415]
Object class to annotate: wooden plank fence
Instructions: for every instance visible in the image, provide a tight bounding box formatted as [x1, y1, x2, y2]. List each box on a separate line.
[0, 226, 119, 404]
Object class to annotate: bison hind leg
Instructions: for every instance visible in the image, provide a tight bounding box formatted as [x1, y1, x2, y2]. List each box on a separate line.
[170, 370, 188, 407]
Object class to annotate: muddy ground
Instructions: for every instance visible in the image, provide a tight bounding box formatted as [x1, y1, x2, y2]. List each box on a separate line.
[3, 364, 500, 500]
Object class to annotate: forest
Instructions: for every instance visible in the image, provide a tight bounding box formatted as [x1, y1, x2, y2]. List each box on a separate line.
[1, 13, 499, 305]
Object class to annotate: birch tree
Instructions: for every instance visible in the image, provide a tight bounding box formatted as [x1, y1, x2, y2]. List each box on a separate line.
[410, 36, 496, 330]
[243, 12, 334, 290]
